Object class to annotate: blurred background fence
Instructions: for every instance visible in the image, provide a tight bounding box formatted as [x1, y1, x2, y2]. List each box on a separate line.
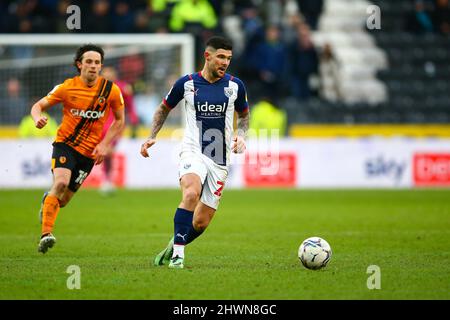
[0, 0, 449, 189]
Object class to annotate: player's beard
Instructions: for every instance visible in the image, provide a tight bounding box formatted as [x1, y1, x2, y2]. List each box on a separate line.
[213, 66, 226, 79]
[211, 69, 220, 79]
[85, 70, 98, 84]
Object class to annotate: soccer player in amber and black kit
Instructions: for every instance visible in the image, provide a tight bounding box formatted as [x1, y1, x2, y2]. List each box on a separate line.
[140, 36, 250, 269]
[31, 44, 125, 253]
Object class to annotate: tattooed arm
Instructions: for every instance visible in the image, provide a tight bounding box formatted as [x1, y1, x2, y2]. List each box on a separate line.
[232, 110, 250, 154]
[140, 103, 171, 157]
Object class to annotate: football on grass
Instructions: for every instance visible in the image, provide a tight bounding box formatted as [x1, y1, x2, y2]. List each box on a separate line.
[298, 237, 332, 270]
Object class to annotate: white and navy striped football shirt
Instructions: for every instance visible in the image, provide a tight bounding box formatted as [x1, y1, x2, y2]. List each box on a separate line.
[163, 72, 249, 166]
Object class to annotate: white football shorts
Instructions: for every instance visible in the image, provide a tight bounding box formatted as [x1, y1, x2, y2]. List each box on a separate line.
[178, 151, 228, 210]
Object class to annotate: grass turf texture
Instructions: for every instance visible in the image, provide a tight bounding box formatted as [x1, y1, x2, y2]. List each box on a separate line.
[0, 189, 449, 300]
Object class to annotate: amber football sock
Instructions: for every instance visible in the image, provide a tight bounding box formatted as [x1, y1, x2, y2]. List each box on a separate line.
[41, 195, 60, 236]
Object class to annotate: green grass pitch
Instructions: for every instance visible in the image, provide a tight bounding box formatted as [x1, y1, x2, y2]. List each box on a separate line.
[0, 189, 449, 300]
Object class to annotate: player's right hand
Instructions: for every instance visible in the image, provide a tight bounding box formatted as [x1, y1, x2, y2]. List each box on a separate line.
[140, 138, 156, 158]
[34, 116, 48, 129]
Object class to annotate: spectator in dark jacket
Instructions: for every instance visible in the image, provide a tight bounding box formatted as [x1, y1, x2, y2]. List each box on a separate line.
[288, 22, 318, 100]
[296, 0, 324, 30]
[241, 24, 287, 102]
[84, 0, 113, 33]
[433, 0, 450, 35]
[406, 0, 434, 34]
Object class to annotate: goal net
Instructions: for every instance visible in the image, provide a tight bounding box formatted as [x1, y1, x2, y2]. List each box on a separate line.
[0, 34, 194, 129]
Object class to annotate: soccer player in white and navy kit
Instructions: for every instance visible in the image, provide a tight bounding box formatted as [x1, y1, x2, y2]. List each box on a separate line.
[140, 36, 250, 269]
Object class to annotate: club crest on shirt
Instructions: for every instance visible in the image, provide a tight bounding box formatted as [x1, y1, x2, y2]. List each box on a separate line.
[224, 87, 234, 98]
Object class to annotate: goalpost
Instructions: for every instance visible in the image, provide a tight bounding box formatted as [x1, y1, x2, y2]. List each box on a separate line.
[0, 34, 195, 132]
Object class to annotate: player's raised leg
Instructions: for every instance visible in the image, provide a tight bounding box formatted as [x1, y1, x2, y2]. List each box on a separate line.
[168, 173, 203, 269]
[168, 201, 216, 268]
[154, 173, 202, 266]
[186, 201, 216, 245]
[38, 167, 70, 253]
[185, 164, 224, 245]
[38, 191, 49, 225]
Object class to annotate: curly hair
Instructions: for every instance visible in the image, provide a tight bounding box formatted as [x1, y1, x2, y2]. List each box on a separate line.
[73, 44, 104, 73]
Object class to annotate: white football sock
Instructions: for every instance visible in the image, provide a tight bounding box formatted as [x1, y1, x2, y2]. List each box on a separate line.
[173, 244, 185, 258]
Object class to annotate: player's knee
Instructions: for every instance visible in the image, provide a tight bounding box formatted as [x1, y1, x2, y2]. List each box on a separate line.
[183, 189, 200, 205]
[193, 219, 209, 231]
[53, 179, 69, 194]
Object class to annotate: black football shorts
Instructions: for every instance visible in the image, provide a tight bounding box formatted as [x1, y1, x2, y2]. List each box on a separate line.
[51, 142, 95, 192]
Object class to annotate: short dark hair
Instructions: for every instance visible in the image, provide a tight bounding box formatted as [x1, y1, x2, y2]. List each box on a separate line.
[205, 36, 233, 51]
[73, 44, 104, 73]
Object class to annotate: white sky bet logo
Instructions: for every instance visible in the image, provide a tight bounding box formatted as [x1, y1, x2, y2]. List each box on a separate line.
[70, 109, 105, 119]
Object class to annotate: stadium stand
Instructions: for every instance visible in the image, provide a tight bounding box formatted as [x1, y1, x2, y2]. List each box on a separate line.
[371, 0, 450, 123]
[0, 0, 449, 134]
[284, 0, 449, 126]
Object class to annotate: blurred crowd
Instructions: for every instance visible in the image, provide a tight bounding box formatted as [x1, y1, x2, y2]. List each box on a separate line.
[406, 0, 450, 35]
[1, 0, 449, 130]
[0, 0, 325, 107]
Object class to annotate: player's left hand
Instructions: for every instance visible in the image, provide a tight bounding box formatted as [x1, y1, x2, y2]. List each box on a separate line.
[232, 136, 246, 154]
[140, 138, 156, 158]
[92, 142, 108, 165]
